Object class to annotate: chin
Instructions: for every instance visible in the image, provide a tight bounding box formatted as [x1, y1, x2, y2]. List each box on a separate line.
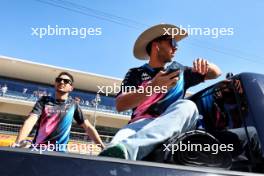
[165, 57, 173, 63]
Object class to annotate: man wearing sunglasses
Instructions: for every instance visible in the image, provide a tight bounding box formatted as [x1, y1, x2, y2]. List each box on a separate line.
[12, 72, 105, 152]
[100, 24, 221, 160]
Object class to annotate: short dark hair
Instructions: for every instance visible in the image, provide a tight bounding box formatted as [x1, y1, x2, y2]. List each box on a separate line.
[146, 35, 172, 56]
[146, 41, 153, 56]
[57, 72, 74, 83]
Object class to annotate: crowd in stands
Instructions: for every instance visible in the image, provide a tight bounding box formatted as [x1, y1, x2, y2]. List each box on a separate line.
[0, 78, 131, 116]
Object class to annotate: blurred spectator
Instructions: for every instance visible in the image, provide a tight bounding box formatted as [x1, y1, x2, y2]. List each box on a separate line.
[37, 91, 46, 98]
[43, 90, 47, 96]
[80, 98, 84, 105]
[22, 88, 28, 94]
[1, 84, 8, 96]
[29, 90, 38, 100]
[74, 97, 81, 104]
[33, 90, 38, 97]
[85, 100, 90, 106]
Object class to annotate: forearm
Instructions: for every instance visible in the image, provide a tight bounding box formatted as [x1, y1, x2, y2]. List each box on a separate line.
[84, 124, 105, 148]
[15, 116, 38, 143]
[205, 62, 222, 80]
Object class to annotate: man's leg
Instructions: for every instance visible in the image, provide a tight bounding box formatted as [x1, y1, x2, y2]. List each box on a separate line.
[111, 118, 154, 144]
[101, 99, 199, 160]
[100, 118, 154, 159]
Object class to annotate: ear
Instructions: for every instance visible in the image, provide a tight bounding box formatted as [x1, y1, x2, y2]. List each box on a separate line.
[152, 42, 159, 51]
[70, 85, 74, 92]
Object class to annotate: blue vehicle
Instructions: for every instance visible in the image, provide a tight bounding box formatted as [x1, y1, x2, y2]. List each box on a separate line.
[143, 72, 264, 173]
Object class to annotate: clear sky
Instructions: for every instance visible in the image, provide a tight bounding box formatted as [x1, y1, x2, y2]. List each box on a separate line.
[1, 0, 263, 93]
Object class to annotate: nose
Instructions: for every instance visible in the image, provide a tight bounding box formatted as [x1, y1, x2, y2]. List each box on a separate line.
[172, 47, 177, 53]
[58, 80, 66, 84]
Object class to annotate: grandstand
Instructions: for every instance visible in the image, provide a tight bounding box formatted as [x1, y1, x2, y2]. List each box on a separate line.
[0, 55, 131, 154]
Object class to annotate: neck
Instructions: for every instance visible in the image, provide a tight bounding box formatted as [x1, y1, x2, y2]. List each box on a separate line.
[149, 55, 165, 68]
[55, 92, 68, 101]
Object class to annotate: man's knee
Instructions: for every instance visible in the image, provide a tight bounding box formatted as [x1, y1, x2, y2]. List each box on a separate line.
[179, 99, 199, 114]
[247, 127, 258, 136]
[168, 99, 199, 124]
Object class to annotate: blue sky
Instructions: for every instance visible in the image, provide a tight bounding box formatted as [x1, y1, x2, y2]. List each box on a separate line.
[0, 0, 263, 93]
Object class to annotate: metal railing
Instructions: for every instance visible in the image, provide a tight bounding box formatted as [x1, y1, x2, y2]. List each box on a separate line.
[0, 122, 113, 143]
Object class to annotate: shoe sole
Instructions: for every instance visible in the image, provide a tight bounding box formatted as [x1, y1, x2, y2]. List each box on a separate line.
[100, 145, 127, 159]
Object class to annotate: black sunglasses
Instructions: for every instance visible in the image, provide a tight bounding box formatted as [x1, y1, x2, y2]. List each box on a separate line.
[170, 38, 178, 49]
[155, 35, 178, 49]
[55, 77, 72, 85]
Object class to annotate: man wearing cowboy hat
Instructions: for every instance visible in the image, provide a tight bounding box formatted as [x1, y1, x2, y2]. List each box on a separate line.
[100, 24, 221, 160]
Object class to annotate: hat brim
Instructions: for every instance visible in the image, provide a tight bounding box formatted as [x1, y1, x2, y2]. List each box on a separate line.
[133, 24, 188, 60]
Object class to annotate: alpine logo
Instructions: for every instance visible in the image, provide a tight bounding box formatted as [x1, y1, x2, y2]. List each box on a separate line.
[141, 72, 151, 81]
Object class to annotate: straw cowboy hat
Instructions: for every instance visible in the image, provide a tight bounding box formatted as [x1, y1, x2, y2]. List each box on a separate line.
[133, 24, 188, 60]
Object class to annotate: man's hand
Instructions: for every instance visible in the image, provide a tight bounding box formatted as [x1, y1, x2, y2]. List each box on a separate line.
[12, 114, 38, 148]
[11, 142, 21, 148]
[150, 70, 180, 91]
[11, 140, 32, 148]
[192, 58, 209, 75]
[192, 58, 222, 80]
[81, 120, 105, 149]
[115, 70, 180, 112]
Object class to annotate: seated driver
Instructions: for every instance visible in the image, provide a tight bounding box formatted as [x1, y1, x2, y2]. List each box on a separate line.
[99, 24, 221, 160]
